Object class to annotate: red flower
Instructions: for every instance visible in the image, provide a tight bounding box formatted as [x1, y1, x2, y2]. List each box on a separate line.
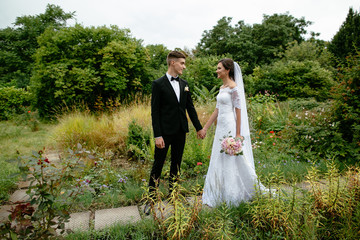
[197, 162, 203, 166]
[28, 111, 31, 113]
[269, 131, 274, 134]
[273, 142, 276, 146]
[44, 158, 49, 163]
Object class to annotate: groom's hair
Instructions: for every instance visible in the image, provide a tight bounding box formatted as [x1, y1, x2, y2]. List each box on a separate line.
[167, 51, 186, 66]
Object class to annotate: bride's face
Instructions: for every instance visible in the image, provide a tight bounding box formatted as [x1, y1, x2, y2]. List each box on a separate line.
[216, 62, 229, 80]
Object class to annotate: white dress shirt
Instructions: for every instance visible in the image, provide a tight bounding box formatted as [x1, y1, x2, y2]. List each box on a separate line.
[166, 72, 180, 102]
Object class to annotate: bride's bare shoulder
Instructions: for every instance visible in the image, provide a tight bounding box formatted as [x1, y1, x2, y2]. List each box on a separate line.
[229, 82, 237, 89]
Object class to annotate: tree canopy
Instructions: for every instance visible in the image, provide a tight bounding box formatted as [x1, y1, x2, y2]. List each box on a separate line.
[0, 4, 75, 88]
[328, 7, 360, 62]
[31, 25, 151, 117]
[195, 13, 312, 74]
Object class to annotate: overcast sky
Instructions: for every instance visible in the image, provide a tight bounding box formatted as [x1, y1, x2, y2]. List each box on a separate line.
[1, 0, 359, 50]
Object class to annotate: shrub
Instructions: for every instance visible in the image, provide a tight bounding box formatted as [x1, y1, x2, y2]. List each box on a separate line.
[248, 60, 335, 100]
[0, 145, 92, 238]
[0, 87, 32, 120]
[331, 53, 360, 159]
[31, 25, 151, 118]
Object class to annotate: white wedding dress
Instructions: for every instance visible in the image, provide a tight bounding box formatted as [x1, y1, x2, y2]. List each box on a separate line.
[202, 86, 265, 207]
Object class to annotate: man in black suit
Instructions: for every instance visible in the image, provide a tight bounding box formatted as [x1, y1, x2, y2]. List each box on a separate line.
[147, 51, 205, 203]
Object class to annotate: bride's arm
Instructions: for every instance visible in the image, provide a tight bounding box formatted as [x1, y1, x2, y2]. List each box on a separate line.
[235, 107, 241, 138]
[203, 108, 218, 132]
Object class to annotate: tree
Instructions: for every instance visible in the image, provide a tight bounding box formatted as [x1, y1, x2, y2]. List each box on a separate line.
[195, 13, 312, 74]
[0, 4, 74, 88]
[31, 25, 150, 117]
[252, 13, 310, 65]
[328, 7, 360, 62]
[145, 44, 169, 82]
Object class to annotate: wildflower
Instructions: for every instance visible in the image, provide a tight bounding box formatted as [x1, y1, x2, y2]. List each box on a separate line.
[197, 162, 203, 166]
[273, 142, 276, 146]
[269, 130, 274, 134]
[141, 179, 146, 182]
[44, 158, 49, 163]
[28, 111, 31, 113]
[94, 161, 98, 166]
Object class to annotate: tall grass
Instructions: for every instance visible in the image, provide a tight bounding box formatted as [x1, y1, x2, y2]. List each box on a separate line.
[51, 101, 152, 152]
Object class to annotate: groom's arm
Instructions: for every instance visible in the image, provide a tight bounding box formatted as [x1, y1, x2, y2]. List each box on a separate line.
[151, 81, 162, 138]
[185, 88, 203, 132]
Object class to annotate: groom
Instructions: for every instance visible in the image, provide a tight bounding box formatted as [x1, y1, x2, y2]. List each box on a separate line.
[148, 51, 205, 202]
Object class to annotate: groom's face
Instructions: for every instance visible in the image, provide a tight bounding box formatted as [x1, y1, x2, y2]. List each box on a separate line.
[172, 58, 186, 75]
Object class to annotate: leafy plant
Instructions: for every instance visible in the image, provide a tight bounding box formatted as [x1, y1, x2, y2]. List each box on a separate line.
[0, 87, 33, 120]
[193, 85, 219, 105]
[1, 144, 94, 238]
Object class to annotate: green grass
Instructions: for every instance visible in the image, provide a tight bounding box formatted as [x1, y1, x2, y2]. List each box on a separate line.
[0, 121, 54, 203]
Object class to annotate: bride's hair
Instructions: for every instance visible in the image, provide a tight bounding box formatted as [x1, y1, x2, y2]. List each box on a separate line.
[218, 58, 235, 80]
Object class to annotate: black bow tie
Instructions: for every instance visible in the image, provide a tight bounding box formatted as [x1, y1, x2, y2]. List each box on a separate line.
[171, 76, 179, 82]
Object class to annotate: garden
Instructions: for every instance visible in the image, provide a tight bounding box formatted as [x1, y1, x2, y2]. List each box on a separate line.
[0, 4, 359, 240]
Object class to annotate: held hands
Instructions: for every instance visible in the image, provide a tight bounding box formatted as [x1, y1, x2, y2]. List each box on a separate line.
[197, 129, 206, 139]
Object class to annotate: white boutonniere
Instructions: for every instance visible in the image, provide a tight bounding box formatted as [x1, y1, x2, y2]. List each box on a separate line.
[184, 86, 189, 92]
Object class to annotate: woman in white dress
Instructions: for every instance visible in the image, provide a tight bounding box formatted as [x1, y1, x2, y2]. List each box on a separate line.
[202, 58, 266, 207]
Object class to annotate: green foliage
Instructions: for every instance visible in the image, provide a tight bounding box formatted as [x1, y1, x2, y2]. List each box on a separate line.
[247, 41, 335, 100]
[248, 93, 289, 132]
[196, 13, 312, 74]
[331, 52, 360, 160]
[141, 179, 202, 240]
[0, 4, 74, 88]
[182, 55, 221, 91]
[329, 7, 360, 62]
[182, 126, 214, 177]
[145, 44, 169, 82]
[192, 85, 219, 105]
[0, 86, 33, 120]
[31, 24, 150, 118]
[126, 120, 152, 161]
[0, 145, 90, 238]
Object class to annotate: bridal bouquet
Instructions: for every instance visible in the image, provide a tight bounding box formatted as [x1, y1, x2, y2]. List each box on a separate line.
[220, 136, 244, 156]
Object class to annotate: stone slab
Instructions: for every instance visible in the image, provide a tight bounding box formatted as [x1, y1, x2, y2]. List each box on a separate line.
[9, 190, 30, 203]
[94, 206, 141, 230]
[65, 211, 90, 232]
[0, 205, 13, 222]
[17, 181, 31, 189]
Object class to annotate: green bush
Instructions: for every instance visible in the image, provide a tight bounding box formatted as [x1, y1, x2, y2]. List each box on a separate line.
[248, 60, 335, 100]
[31, 24, 151, 118]
[0, 87, 32, 120]
[332, 53, 360, 155]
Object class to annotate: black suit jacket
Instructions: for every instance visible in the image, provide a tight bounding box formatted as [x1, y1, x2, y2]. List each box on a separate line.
[151, 75, 202, 138]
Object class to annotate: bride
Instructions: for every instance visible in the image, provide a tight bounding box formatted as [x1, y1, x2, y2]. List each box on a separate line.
[202, 58, 266, 207]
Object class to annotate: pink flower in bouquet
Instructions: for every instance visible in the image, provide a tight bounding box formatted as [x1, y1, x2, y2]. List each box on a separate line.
[220, 136, 244, 156]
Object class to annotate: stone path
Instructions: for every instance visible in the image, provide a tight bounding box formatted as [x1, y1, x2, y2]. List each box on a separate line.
[0, 151, 145, 235]
[0, 150, 350, 236]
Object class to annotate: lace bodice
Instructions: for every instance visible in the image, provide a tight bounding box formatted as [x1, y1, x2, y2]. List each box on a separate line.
[216, 87, 241, 112]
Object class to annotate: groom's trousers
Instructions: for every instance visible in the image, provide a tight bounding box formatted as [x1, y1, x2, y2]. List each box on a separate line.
[149, 131, 186, 197]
